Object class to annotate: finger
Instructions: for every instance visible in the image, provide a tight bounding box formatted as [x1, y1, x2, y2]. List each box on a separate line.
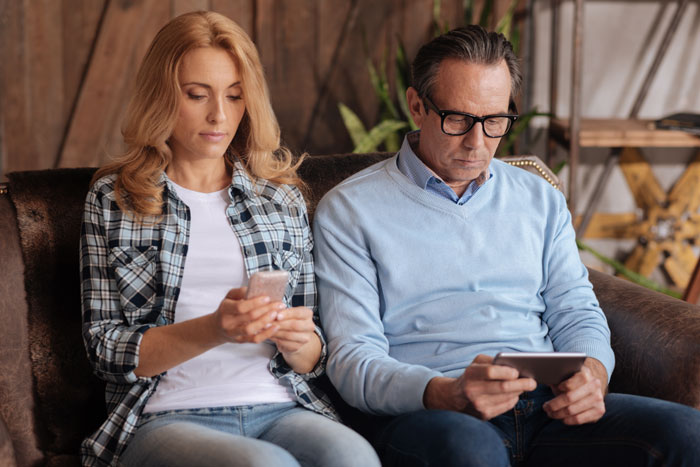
[472, 354, 495, 364]
[246, 325, 280, 344]
[544, 385, 604, 419]
[221, 308, 281, 339]
[225, 287, 247, 300]
[479, 377, 537, 395]
[270, 330, 312, 344]
[465, 362, 520, 381]
[274, 306, 312, 322]
[273, 318, 316, 333]
[561, 402, 606, 425]
[545, 379, 600, 413]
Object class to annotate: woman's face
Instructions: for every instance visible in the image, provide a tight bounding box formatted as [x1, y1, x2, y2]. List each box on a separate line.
[169, 47, 246, 163]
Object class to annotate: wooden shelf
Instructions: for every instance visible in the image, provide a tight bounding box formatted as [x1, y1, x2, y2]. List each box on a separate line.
[550, 118, 700, 148]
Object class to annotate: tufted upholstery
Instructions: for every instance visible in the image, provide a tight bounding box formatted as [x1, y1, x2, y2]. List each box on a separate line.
[1, 153, 700, 466]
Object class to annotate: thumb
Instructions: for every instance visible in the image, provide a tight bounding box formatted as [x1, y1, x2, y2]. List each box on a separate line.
[225, 287, 247, 300]
[473, 354, 495, 364]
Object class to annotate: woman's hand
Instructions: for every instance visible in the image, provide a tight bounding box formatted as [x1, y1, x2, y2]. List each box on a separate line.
[270, 306, 322, 374]
[211, 287, 286, 344]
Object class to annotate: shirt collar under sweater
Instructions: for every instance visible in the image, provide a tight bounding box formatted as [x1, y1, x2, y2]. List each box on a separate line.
[396, 131, 492, 205]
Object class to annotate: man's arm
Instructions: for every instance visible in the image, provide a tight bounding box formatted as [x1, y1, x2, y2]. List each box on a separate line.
[313, 203, 441, 415]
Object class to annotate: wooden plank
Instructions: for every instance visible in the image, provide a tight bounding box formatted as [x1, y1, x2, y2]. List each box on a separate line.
[61, 0, 106, 125]
[618, 147, 666, 210]
[1, 0, 34, 177]
[577, 212, 639, 239]
[211, 0, 255, 39]
[172, 0, 211, 17]
[262, 0, 318, 152]
[667, 150, 700, 215]
[58, 0, 161, 168]
[550, 118, 700, 148]
[25, 0, 64, 170]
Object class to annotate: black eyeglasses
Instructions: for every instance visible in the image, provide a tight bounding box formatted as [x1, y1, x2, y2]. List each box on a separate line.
[423, 95, 518, 138]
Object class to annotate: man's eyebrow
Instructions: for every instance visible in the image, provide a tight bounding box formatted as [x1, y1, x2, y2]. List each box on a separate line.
[181, 81, 242, 88]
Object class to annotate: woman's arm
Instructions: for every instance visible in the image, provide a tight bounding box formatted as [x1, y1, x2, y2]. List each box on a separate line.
[135, 288, 284, 377]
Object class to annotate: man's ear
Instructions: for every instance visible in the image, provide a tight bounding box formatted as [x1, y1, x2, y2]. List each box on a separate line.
[406, 87, 425, 129]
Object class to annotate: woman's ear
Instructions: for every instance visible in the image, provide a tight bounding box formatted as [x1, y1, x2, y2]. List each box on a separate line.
[406, 87, 426, 129]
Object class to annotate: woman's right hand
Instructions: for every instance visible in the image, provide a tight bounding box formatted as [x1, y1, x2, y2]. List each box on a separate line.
[211, 287, 286, 344]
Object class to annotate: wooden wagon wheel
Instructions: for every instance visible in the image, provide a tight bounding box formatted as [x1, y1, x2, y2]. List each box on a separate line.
[580, 147, 700, 289]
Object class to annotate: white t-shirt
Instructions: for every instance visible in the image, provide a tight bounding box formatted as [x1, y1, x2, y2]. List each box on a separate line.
[143, 182, 293, 413]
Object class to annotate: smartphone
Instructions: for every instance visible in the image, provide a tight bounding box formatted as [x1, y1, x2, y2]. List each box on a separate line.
[493, 352, 586, 385]
[245, 270, 290, 302]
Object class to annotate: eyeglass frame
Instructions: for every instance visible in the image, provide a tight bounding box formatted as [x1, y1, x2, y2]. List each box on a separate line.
[422, 95, 519, 138]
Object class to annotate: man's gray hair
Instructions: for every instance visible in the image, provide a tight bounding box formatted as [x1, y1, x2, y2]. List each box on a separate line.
[411, 25, 522, 104]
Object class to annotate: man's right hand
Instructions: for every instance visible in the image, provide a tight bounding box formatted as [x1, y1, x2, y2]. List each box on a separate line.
[423, 354, 537, 420]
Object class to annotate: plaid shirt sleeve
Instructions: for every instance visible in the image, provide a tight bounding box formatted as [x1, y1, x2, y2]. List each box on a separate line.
[80, 180, 156, 384]
[269, 187, 328, 379]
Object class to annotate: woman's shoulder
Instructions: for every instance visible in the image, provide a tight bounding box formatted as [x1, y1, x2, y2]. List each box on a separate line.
[256, 178, 307, 210]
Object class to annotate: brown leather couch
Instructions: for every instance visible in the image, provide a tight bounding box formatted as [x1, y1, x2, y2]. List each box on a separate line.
[2, 153, 700, 467]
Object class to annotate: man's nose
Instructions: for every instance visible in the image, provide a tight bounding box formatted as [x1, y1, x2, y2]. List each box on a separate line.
[461, 121, 486, 149]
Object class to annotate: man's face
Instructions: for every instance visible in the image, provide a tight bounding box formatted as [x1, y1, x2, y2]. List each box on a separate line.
[407, 59, 512, 196]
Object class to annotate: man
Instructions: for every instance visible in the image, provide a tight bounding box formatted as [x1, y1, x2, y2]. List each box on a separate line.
[313, 25, 700, 466]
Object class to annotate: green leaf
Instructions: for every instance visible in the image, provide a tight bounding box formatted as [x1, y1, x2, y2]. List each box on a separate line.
[496, 0, 518, 39]
[478, 0, 493, 28]
[367, 57, 399, 120]
[552, 160, 567, 175]
[463, 0, 475, 24]
[353, 120, 408, 153]
[338, 103, 368, 148]
[576, 240, 682, 299]
[394, 40, 418, 130]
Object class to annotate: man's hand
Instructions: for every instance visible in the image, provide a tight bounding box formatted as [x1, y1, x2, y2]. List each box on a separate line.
[543, 357, 608, 425]
[424, 354, 537, 420]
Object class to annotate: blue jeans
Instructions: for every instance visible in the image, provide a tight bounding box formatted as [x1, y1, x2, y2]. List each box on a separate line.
[119, 402, 380, 467]
[359, 387, 700, 466]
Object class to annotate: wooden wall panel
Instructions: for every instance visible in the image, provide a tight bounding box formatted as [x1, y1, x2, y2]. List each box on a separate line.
[0, 0, 520, 178]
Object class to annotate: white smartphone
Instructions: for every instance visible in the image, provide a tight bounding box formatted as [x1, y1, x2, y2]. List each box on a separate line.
[245, 270, 290, 302]
[493, 352, 586, 385]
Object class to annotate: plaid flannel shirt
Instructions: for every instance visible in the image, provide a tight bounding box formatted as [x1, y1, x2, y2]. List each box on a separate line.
[80, 162, 338, 466]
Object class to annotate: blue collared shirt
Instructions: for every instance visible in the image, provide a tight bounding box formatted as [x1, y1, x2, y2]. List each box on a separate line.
[396, 131, 491, 205]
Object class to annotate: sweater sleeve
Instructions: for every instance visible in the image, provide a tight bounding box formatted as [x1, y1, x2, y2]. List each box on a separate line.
[313, 196, 441, 416]
[540, 191, 616, 380]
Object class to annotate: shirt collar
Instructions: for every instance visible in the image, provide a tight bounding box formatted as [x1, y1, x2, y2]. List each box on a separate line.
[159, 159, 257, 201]
[397, 130, 492, 196]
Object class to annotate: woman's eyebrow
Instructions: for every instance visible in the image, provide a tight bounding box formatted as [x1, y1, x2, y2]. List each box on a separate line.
[181, 81, 242, 88]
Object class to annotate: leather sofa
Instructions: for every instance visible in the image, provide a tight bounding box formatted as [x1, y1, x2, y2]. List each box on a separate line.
[2, 153, 700, 466]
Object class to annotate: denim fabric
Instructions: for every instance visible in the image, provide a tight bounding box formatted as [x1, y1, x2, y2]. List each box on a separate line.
[364, 387, 700, 467]
[119, 402, 379, 467]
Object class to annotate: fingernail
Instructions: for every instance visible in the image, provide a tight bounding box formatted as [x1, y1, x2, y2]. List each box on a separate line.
[275, 302, 286, 310]
[260, 296, 270, 303]
[269, 312, 277, 321]
[276, 312, 285, 320]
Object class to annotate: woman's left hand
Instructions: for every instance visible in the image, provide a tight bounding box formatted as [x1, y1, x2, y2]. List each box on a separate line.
[270, 306, 322, 373]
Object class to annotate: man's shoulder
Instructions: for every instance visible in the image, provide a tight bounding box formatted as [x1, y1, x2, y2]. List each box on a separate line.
[322, 156, 395, 199]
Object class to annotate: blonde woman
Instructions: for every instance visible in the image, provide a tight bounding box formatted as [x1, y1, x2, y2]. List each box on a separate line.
[80, 11, 379, 467]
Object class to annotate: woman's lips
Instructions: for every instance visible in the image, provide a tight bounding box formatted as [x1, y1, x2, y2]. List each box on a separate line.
[200, 132, 227, 142]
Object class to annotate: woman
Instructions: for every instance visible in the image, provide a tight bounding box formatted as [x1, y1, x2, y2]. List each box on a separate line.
[80, 11, 379, 467]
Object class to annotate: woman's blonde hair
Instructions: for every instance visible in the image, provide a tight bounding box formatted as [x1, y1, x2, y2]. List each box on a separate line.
[93, 11, 304, 217]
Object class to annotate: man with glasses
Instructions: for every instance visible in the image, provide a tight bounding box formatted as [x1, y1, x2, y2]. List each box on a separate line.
[313, 25, 700, 466]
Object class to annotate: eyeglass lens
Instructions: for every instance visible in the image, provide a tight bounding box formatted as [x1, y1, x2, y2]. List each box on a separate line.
[443, 114, 512, 137]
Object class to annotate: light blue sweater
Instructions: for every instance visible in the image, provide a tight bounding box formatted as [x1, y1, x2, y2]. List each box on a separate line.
[313, 152, 615, 416]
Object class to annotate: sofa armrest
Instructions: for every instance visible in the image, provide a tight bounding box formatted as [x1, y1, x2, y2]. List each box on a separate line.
[588, 268, 700, 408]
[0, 415, 17, 467]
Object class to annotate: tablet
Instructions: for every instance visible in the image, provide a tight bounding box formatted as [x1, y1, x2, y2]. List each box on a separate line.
[493, 352, 586, 385]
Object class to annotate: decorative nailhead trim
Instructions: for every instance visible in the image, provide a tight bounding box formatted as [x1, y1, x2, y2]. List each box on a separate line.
[505, 160, 560, 190]
[0, 184, 8, 195]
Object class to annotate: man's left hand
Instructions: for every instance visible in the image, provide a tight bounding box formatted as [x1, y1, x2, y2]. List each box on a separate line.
[543, 357, 608, 425]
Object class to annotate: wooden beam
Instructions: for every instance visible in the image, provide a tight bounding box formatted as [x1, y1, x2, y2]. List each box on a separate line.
[57, 0, 160, 168]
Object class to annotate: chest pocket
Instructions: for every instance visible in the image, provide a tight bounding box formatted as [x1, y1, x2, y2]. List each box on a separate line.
[109, 246, 158, 318]
[271, 248, 303, 302]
